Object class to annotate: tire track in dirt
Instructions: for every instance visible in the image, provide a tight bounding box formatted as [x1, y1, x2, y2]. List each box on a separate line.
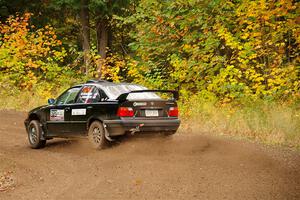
[0, 110, 299, 200]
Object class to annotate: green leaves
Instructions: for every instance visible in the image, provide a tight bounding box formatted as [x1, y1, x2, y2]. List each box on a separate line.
[125, 0, 299, 101]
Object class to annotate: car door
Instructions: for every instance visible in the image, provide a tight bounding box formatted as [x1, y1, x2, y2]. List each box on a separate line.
[46, 87, 81, 136]
[68, 85, 103, 135]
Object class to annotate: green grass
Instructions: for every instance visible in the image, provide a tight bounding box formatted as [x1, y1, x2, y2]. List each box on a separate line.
[179, 96, 300, 149]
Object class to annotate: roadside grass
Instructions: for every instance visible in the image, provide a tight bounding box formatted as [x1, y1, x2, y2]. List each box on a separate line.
[179, 96, 300, 149]
[0, 90, 47, 111]
[0, 83, 69, 111]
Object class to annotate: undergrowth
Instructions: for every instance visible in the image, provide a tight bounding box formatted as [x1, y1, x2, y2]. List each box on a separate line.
[0, 81, 78, 111]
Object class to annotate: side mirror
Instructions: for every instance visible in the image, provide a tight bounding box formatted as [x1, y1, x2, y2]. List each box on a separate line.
[48, 98, 55, 105]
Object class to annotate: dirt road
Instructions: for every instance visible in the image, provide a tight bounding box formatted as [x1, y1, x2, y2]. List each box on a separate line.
[0, 110, 299, 200]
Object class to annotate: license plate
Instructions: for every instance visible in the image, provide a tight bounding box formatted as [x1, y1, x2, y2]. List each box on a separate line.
[145, 110, 159, 117]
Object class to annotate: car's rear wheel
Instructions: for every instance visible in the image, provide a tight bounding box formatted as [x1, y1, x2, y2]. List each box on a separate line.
[27, 120, 46, 149]
[88, 121, 107, 150]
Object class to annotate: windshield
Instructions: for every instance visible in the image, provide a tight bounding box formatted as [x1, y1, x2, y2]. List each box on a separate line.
[102, 84, 161, 100]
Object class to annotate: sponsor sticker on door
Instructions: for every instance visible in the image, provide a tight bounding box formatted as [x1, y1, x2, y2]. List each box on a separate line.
[50, 109, 64, 121]
[72, 109, 86, 116]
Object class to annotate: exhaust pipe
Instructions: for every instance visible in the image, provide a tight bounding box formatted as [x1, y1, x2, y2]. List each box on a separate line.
[130, 124, 144, 135]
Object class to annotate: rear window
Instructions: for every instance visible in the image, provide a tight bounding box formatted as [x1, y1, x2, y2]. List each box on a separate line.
[103, 84, 161, 100]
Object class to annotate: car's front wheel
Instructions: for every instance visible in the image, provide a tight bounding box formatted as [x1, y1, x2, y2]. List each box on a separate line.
[88, 121, 107, 150]
[27, 120, 46, 149]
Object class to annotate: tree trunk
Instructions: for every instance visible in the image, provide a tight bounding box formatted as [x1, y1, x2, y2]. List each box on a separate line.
[80, 0, 90, 75]
[96, 19, 109, 78]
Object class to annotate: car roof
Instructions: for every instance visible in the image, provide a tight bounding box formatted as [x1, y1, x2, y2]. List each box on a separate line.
[69, 80, 167, 100]
[70, 80, 144, 93]
[82, 80, 147, 99]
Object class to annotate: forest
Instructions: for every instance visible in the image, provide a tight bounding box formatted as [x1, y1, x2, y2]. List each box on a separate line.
[0, 0, 299, 147]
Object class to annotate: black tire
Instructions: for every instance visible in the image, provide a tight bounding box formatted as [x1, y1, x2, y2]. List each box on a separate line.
[88, 121, 107, 150]
[27, 120, 46, 149]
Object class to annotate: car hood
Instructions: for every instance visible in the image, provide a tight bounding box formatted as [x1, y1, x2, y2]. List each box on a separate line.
[28, 105, 48, 114]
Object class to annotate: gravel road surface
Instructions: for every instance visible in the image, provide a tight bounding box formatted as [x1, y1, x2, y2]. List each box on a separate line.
[0, 110, 299, 200]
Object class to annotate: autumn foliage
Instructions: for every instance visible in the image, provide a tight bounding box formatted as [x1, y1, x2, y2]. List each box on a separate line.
[127, 0, 300, 101]
[1, 1, 299, 102]
[0, 13, 66, 89]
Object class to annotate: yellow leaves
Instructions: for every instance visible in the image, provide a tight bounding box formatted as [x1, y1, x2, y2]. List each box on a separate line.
[252, 32, 261, 38]
[26, 59, 39, 69]
[217, 26, 241, 50]
[20, 70, 37, 89]
[241, 33, 249, 40]
[262, 14, 270, 21]
[242, 65, 299, 97]
[97, 54, 127, 82]
[0, 13, 65, 89]
[182, 44, 193, 53]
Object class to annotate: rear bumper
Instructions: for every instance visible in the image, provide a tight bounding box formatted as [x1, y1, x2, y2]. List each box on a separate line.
[103, 118, 180, 136]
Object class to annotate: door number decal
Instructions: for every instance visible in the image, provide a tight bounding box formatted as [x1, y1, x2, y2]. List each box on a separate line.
[72, 109, 86, 116]
[50, 109, 64, 121]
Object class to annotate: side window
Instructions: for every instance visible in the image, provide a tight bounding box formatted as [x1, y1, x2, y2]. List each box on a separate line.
[56, 87, 81, 105]
[99, 89, 109, 101]
[76, 86, 101, 104]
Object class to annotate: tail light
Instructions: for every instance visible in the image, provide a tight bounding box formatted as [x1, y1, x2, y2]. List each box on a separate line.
[168, 107, 179, 117]
[117, 107, 134, 117]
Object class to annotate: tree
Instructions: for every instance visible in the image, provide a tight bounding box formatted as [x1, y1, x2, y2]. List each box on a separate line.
[80, 0, 91, 75]
[126, 0, 299, 100]
[89, 0, 131, 77]
[48, 0, 132, 77]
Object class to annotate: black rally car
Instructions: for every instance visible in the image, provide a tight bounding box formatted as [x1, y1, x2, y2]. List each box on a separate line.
[24, 80, 180, 149]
